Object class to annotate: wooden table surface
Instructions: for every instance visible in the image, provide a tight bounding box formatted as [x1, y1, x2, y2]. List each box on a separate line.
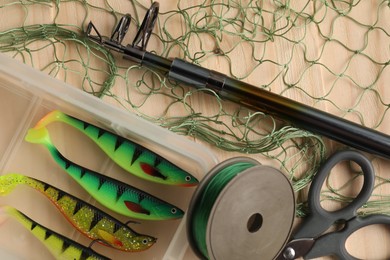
[0, 1, 390, 259]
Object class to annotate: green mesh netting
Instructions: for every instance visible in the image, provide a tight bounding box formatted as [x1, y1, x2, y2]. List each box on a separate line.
[1, 0, 390, 216]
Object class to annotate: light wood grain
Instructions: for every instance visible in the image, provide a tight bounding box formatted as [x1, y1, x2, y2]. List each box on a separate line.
[0, 0, 390, 259]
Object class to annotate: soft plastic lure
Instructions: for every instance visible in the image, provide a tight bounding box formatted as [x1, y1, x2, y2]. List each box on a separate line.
[0, 206, 110, 260]
[0, 173, 156, 252]
[33, 110, 198, 187]
[25, 127, 184, 221]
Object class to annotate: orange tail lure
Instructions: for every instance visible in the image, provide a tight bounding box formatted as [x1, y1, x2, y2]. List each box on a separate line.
[0, 173, 156, 252]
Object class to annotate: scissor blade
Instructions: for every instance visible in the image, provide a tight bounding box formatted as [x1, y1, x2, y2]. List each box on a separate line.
[276, 238, 315, 260]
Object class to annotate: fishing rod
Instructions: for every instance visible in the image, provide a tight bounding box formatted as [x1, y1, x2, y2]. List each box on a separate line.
[86, 2, 390, 160]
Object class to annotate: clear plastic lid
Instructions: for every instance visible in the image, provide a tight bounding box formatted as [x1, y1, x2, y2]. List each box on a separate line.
[0, 53, 218, 260]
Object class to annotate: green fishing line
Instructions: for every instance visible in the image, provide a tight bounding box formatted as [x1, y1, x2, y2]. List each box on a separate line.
[191, 162, 256, 258]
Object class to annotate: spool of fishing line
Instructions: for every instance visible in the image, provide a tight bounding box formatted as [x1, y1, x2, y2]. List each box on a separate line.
[187, 157, 295, 260]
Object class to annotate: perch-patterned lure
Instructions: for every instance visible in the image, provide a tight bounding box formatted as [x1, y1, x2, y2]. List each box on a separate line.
[0, 206, 110, 260]
[25, 127, 184, 221]
[33, 110, 198, 186]
[0, 173, 156, 251]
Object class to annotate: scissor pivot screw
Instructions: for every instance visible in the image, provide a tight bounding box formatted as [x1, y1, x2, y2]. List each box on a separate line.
[283, 247, 295, 259]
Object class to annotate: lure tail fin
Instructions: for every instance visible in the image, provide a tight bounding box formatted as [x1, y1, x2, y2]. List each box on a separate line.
[25, 127, 52, 145]
[33, 110, 65, 129]
[0, 173, 27, 196]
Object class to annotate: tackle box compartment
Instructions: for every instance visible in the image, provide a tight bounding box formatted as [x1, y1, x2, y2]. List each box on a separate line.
[0, 53, 218, 260]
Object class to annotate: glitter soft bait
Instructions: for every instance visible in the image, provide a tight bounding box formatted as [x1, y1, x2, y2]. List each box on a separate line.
[0, 206, 110, 260]
[0, 173, 156, 252]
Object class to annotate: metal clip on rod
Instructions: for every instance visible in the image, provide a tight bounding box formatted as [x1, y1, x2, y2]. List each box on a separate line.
[131, 1, 159, 51]
[86, 2, 160, 64]
[110, 14, 131, 45]
[86, 1, 390, 160]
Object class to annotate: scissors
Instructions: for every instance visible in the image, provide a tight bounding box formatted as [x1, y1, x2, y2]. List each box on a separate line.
[276, 150, 390, 260]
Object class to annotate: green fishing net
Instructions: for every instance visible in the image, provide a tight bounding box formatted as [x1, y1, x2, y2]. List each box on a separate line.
[0, 0, 389, 216]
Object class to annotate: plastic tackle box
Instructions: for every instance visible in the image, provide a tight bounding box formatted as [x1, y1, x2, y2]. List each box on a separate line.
[0, 54, 218, 260]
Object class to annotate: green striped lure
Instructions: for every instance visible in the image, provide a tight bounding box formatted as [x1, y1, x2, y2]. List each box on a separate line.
[25, 127, 184, 221]
[33, 110, 198, 187]
[0, 206, 110, 260]
[0, 173, 156, 252]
